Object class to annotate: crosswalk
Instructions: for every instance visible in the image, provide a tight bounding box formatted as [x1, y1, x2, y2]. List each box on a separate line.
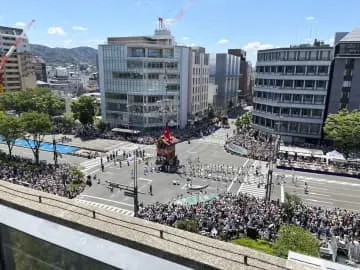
[197, 137, 226, 145]
[79, 141, 155, 173]
[238, 182, 266, 199]
[74, 199, 134, 216]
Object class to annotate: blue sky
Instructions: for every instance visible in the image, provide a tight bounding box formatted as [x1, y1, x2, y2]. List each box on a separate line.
[1, 0, 359, 64]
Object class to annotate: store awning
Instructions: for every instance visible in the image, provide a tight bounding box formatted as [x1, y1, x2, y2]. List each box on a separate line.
[111, 128, 140, 135]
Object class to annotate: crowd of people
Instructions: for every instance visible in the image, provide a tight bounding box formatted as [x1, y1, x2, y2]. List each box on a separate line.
[138, 193, 360, 257]
[226, 130, 275, 161]
[0, 152, 85, 198]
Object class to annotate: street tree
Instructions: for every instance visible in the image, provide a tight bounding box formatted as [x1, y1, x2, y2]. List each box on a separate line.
[235, 111, 252, 131]
[0, 87, 65, 116]
[273, 224, 320, 258]
[71, 96, 96, 126]
[323, 109, 360, 156]
[0, 112, 24, 159]
[21, 111, 52, 164]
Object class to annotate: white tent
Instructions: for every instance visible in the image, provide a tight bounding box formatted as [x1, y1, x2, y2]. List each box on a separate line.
[326, 150, 345, 161]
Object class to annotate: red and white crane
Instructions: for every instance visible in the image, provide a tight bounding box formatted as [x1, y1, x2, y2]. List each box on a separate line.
[0, 19, 36, 93]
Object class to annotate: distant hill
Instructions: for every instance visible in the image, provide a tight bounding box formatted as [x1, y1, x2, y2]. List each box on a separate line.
[30, 44, 98, 65]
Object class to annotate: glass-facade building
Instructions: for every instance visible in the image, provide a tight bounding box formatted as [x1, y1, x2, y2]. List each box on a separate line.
[252, 42, 332, 144]
[98, 29, 181, 129]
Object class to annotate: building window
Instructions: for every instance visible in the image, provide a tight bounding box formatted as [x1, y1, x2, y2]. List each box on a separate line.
[314, 95, 324, 104]
[276, 80, 283, 87]
[318, 66, 329, 74]
[307, 65, 316, 74]
[166, 84, 180, 91]
[316, 80, 326, 89]
[295, 66, 305, 74]
[146, 62, 163, 69]
[147, 73, 160, 79]
[105, 93, 127, 100]
[295, 80, 303, 88]
[285, 66, 294, 74]
[284, 80, 293, 88]
[127, 60, 143, 68]
[277, 66, 284, 73]
[148, 49, 162, 58]
[128, 48, 145, 57]
[293, 94, 301, 103]
[305, 80, 315, 88]
[162, 49, 173, 58]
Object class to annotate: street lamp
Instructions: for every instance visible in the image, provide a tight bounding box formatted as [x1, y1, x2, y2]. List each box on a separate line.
[52, 134, 58, 169]
[133, 152, 139, 217]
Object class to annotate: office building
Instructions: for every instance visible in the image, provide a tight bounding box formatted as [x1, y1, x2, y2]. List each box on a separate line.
[327, 29, 360, 114]
[228, 49, 252, 103]
[252, 40, 332, 144]
[215, 53, 241, 111]
[32, 56, 47, 82]
[98, 20, 181, 129]
[187, 46, 210, 123]
[0, 25, 36, 91]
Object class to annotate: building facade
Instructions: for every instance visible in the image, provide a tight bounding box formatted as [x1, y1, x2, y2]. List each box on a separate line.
[215, 53, 241, 111]
[32, 56, 47, 82]
[0, 26, 36, 91]
[228, 49, 252, 104]
[326, 29, 360, 114]
[187, 47, 210, 122]
[98, 25, 181, 129]
[252, 41, 332, 144]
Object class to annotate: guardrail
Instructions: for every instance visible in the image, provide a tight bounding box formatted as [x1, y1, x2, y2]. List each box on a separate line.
[0, 181, 291, 270]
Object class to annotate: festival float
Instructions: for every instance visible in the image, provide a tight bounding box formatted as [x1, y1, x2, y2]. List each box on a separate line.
[156, 122, 179, 172]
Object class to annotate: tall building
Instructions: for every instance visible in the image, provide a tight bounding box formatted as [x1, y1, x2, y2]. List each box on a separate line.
[32, 56, 47, 82]
[215, 53, 241, 111]
[98, 21, 181, 129]
[228, 49, 252, 103]
[252, 40, 332, 144]
[0, 25, 36, 91]
[187, 46, 210, 123]
[326, 29, 360, 114]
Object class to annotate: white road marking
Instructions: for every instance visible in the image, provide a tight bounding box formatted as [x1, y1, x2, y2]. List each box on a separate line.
[77, 195, 133, 207]
[236, 183, 243, 195]
[280, 183, 284, 203]
[243, 158, 250, 167]
[138, 177, 153, 182]
[308, 192, 330, 197]
[305, 199, 334, 205]
[227, 180, 234, 192]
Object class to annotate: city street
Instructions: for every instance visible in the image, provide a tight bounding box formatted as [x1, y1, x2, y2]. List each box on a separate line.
[1, 124, 360, 217]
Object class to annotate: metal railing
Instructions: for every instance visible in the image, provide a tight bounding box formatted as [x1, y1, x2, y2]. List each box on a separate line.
[0, 182, 291, 270]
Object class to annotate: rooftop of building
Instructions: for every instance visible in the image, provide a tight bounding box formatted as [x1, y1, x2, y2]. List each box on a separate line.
[32, 56, 46, 64]
[0, 180, 313, 270]
[258, 39, 332, 53]
[0, 25, 22, 33]
[339, 28, 360, 43]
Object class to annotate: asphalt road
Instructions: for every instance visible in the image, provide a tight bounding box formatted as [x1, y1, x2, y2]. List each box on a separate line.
[2, 124, 360, 216]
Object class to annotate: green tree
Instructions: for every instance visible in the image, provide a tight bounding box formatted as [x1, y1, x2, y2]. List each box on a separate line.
[0, 112, 24, 159]
[283, 192, 303, 222]
[323, 109, 360, 156]
[21, 111, 52, 164]
[96, 119, 108, 133]
[176, 219, 199, 233]
[70, 166, 85, 186]
[71, 96, 96, 126]
[235, 112, 252, 131]
[273, 224, 320, 258]
[0, 87, 65, 116]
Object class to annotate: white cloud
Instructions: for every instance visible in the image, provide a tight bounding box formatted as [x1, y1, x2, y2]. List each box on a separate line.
[64, 40, 73, 44]
[182, 36, 189, 40]
[72, 26, 88, 31]
[243, 42, 276, 64]
[48, 27, 66, 35]
[305, 16, 315, 21]
[327, 37, 335, 45]
[217, 38, 229, 45]
[14, 22, 26, 28]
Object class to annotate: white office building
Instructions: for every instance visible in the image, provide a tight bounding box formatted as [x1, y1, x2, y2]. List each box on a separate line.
[98, 20, 210, 130]
[252, 41, 332, 144]
[98, 22, 180, 129]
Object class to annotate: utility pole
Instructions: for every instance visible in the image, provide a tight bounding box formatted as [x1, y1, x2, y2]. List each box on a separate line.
[53, 135, 58, 169]
[133, 153, 139, 217]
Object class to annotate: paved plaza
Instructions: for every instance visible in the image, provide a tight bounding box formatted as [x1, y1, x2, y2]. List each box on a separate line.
[1, 123, 360, 217]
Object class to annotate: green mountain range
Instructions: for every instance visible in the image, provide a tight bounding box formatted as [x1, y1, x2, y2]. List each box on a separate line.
[30, 44, 98, 65]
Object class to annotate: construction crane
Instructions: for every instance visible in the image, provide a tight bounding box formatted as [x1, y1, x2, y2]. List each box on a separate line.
[0, 19, 36, 94]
